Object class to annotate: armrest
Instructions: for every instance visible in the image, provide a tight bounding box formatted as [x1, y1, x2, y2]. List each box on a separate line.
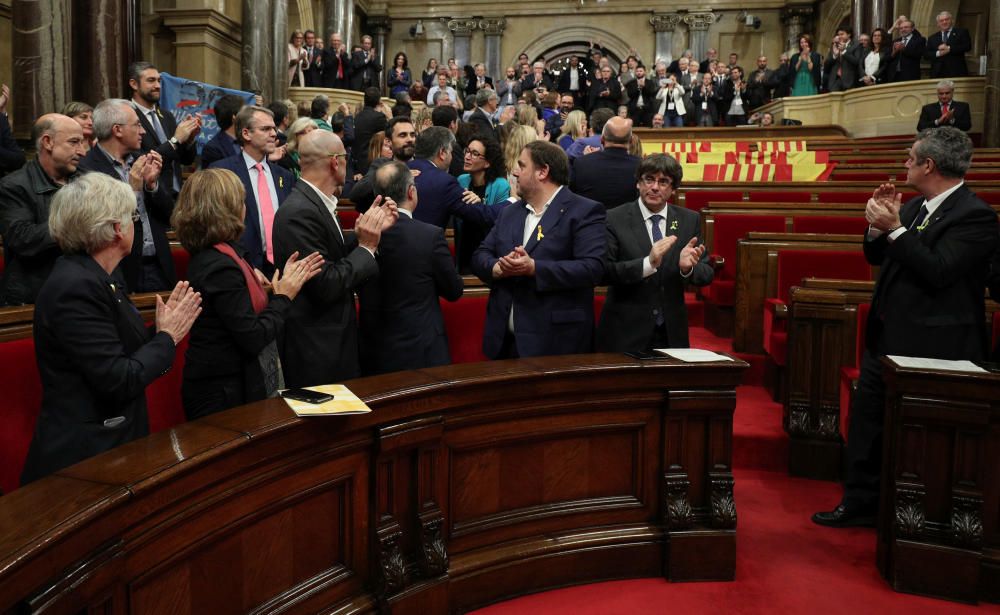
[708, 254, 725, 272]
[763, 298, 789, 319]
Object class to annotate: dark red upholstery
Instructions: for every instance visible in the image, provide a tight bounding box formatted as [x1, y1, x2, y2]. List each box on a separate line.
[594, 294, 606, 324]
[683, 190, 742, 213]
[441, 295, 489, 364]
[791, 216, 868, 235]
[817, 192, 868, 204]
[171, 245, 190, 282]
[337, 210, 360, 230]
[748, 191, 810, 203]
[146, 337, 189, 433]
[701, 214, 786, 307]
[831, 172, 904, 182]
[763, 250, 872, 365]
[978, 192, 1000, 206]
[0, 338, 43, 494]
[840, 302, 871, 441]
[966, 172, 1000, 181]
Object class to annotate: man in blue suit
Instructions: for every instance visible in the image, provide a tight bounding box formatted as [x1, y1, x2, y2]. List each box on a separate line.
[471, 140, 606, 358]
[209, 105, 294, 275]
[199, 94, 245, 169]
[407, 126, 495, 230]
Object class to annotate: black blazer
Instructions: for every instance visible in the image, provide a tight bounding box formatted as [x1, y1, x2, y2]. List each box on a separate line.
[272, 183, 379, 387]
[988, 244, 1000, 361]
[588, 78, 621, 112]
[465, 75, 494, 97]
[569, 147, 640, 211]
[467, 108, 497, 141]
[691, 83, 722, 125]
[77, 146, 177, 293]
[349, 49, 382, 91]
[886, 33, 926, 82]
[322, 48, 352, 89]
[864, 185, 998, 360]
[302, 45, 323, 86]
[181, 243, 292, 419]
[625, 78, 657, 125]
[925, 27, 971, 78]
[353, 107, 388, 174]
[597, 201, 713, 351]
[134, 103, 197, 196]
[557, 66, 590, 94]
[358, 214, 464, 375]
[916, 100, 972, 132]
[20, 254, 176, 484]
[200, 130, 240, 169]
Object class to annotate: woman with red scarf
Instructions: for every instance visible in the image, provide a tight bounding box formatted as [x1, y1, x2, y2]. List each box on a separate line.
[173, 169, 323, 420]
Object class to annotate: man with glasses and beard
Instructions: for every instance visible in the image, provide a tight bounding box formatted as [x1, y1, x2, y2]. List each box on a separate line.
[348, 116, 417, 212]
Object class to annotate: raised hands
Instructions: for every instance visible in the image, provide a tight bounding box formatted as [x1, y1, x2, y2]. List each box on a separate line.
[648, 236, 677, 269]
[272, 251, 324, 300]
[155, 281, 202, 345]
[678, 237, 706, 272]
[355, 195, 399, 252]
[865, 183, 903, 232]
[492, 245, 535, 279]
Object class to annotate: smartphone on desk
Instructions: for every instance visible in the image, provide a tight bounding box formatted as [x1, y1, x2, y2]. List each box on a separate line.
[625, 350, 662, 360]
[281, 388, 334, 404]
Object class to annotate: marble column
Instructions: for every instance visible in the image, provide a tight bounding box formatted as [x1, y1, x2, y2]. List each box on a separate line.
[852, 0, 864, 42]
[870, 0, 890, 30]
[72, 0, 136, 106]
[448, 19, 477, 68]
[11, 0, 72, 135]
[682, 12, 719, 64]
[985, 0, 1000, 147]
[272, 0, 288, 101]
[781, 6, 814, 54]
[324, 0, 354, 48]
[242, 0, 275, 101]
[650, 13, 682, 66]
[479, 18, 506, 81]
[368, 15, 391, 94]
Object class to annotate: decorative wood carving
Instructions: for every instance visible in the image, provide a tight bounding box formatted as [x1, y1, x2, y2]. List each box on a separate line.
[951, 496, 983, 549]
[710, 477, 737, 529]
[894, 488, 926, 538]
[377, 522, 407, 598]
[419, 510, 449, 577]
[662, 476, 693, 530]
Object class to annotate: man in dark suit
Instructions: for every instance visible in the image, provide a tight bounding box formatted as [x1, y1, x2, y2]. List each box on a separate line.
[200, 94, 245, 169]
[824, 28, 859, 92]
[588, 65, 621, 112]
[467, 88, 498, 140]
[569, 116, 640, 210]
[925, 11, 971, 78]
[127, 61, 200, 197]
[916, 80, 972, 132]
[813, 127, 999, 527]
[625, 65, 656, 127]
[0, 114, 85, 305]
[301, 30, 323, 87]
[597, 154, 712, 352]
[349, 35, 382, 91]
[352, 87, 388, 175]
[78, 99, 176, 293]
[746, 56, 775, 108]
[471, 140, 606, 359]
[273, 130, 397, 387]
[886, 20, 925, 82]
[359, 161, 464, 375]
[465, 63, 495, 97]
[523, 61, 555, 93]
[407, 126, 495, 229]
[556, 56, 589, 109]
[349, 116, 416, 212]
[209, 105, 295, 275]
[322, 32, 351, 89]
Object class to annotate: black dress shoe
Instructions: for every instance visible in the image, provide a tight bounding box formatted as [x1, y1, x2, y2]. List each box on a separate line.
[811, 503, 876, 528]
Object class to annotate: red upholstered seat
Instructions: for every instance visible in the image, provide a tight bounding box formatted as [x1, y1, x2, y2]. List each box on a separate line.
[748, 191, 810, 203]
[977, 192, 1000, 206]
[594, 294, 605, 324]
[683, 190, 742, 213]
[966, 172, 1000, 181]
[0, 338, 43, 495]
[146, 337, 189, 433]
[817, 192, 868, 204]
[832, 172, 903, 182]
[763, 250, 872, 366]
[791, 216, 868, 235]
[337, 210, 360, 230]
[840, 302, 871, 441]
[171, 245, 190, 281]
[441, 295, 489, 364]
[703, 214, 786, 307]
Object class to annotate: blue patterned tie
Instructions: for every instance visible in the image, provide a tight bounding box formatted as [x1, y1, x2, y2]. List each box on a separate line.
[650, 214, 664, 242]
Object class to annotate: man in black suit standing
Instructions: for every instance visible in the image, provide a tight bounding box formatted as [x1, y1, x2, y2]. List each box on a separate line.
[813, 127, 999, 527]
[353, 87, 388, 175]
[78, 99, 175, 293]
[127, 62, 200, 198]
[569, 116, 640, 210]
[273, 130, 397, 387]
[824, 29, 858, 93]
[301, 30, 323, 87]
[349, 35, 382, 91]
[886, 19, 925, 82]
[322, 32, 351, 89]
[625, 65, 656, 127]
[597, 154, 712, 352]
[588, 65, 621, 112]
[359, 161, 464, 375]
[557, 55, 589, 109]
[925, 11, 971, 78]
[916, 80, 972, 132]
[467, 88, 499, 140]
[465, 63, 494, 97]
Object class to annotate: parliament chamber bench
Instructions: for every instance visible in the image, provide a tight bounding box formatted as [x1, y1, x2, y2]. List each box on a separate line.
[0, 353, 746, 613]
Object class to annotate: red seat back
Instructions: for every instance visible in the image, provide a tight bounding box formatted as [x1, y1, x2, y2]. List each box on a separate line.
[775, 249, 872, 304]
[441, 295, 489, 364]
[791, 216, 868, 235]
[711, 214, 786, 280]
[337, 210, 360, 230]
[0, 338, 43, 494]
[171, 245, 191, 282]
[146, 337, 188, 433]
[817, 191, 868, 204]
[748, 191, 811, 203]
[977, 191, 1000, 206]
[684, 190, 742, 213]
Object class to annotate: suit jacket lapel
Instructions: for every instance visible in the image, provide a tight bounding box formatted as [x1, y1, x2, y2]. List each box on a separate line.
[508, 200, 529, 249]
[627, 201, 653, 256]
[297, 184, 344, 250]
[918, 185, 965, 239]
[524, 189, 570, 254]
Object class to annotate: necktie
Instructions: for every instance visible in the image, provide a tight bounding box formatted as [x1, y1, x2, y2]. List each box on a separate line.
[909, 203, 929, 231]
[256, 162, 277, 263]
[650, 214, 664, 242]
[148, 109, 168, 143]
[941, 102, 949, 117]
[943, 30, 949, 43]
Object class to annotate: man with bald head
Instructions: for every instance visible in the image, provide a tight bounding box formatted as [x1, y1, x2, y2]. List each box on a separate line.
[273, 129, 398, 386]
[569, 116, 640, 210]
[0, 114, 87, 304]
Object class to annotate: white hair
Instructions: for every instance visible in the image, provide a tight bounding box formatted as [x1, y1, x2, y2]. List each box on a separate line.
[49, 173, 136, 254]
[92, 98, 135, 141]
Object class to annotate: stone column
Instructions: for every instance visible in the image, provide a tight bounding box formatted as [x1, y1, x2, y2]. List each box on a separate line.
[11, 0, 72, 136]
[870, 0, 890, 30]
[852, 0, 864, 43]
[242, 0, 275, 101]
[479, 18, 506, 81]
[272, 0, 288, 101]
[324, 0, 354, 48]
[781, 6, 815, 54]
[368, 15, 391, 94]
[650, 13, 683, 66]
[448, 19, 477, 68]
[985, 0, 1000, 147]
[682, 12, 719, 64]
[71, 0, 134, 106]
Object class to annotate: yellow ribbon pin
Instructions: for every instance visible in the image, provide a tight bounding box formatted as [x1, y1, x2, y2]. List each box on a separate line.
[279, 177, 284, 188]
[536, 225, 544, 241]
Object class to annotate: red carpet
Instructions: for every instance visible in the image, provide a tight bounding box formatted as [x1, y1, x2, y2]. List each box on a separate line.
[471, 315, 994, 613]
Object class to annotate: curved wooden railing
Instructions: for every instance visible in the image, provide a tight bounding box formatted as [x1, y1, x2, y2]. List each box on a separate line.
[0, 354, 745, 613]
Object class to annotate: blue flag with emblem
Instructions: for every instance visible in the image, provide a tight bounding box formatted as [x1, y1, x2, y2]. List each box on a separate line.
[158, 72, 256, 155]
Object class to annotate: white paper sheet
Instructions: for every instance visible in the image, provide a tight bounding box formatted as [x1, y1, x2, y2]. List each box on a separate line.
[655, 348, 734, 362]
[886, 355, 987, 373]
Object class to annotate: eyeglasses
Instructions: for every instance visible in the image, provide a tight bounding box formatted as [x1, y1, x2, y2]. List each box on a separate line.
[640, 175, 672, 188]
[115, 122, 142, 130]
[464, 148, 485, 159]
[131, 209, 141, 223]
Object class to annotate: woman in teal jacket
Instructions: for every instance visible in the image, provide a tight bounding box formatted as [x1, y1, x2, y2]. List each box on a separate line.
[456, 136, 509, 273]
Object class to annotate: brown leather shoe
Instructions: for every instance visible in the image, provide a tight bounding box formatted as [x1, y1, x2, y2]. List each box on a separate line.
[811, 503, 876, 528]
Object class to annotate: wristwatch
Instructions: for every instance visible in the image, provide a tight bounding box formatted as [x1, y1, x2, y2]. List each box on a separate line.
[168, 136, 179, 148]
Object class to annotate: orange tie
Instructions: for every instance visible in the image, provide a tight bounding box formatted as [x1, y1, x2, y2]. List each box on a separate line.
[255, 162, 276, 264]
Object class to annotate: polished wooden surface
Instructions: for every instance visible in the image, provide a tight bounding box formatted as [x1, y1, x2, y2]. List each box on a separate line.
[0, 354, 746, 614]
[877, 359, 1000, 604]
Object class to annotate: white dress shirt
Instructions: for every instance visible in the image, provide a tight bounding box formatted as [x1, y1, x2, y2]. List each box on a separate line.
[508, 187, 561, 332]
[869, 181, 964, 241]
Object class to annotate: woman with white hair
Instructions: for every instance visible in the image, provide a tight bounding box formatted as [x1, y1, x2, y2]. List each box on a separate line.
[19, 172, 202, 485]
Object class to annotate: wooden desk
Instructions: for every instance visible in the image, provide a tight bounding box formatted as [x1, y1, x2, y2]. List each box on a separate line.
[877, 358, 1000, 604]
[0, 354, 746, 614]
